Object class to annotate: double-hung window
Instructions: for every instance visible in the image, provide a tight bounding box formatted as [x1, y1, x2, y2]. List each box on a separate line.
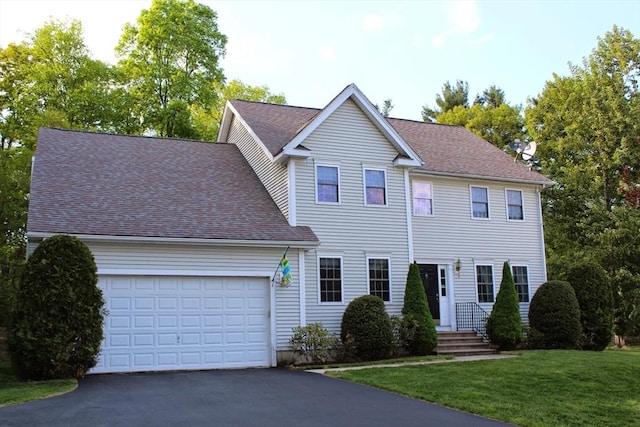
[476, 265, 494, 303]
[316, 165, 339, 203]
[319, 257, 342, 302]
[413, 181, 433, 216]
[506, 189, 524, 220]
[364, 169, 387, 206]
[471, 186, 489, 219]
[368, 258, 390, 302]
[512, 265, 530, 302]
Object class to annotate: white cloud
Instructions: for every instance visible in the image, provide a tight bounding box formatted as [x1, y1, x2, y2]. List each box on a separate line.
[430, 0, 491, 48]
[362, 13, 385, 31]
[319, 46, 336, 61]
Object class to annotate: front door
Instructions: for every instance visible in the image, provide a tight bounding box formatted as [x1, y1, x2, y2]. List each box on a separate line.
[418, 264, 440, 321]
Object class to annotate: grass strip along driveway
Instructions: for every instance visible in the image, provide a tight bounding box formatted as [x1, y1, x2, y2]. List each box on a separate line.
[0, 362, 77, 407]
[329, 349, 640, 427]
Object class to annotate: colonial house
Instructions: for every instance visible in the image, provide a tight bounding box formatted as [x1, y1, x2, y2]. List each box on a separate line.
[27, 84, 552, 373]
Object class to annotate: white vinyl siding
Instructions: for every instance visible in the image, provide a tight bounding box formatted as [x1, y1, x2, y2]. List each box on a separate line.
[412, 176, 546, 320]
[72, 241, 301, 350]
[226, 115, 289, 220]
[295, 99, 410, 332]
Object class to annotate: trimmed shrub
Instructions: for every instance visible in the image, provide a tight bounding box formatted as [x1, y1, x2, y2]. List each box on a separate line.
[486, 262, 523, 350]
[9, 235, 105, 379]
[340, 295, 394, 361]
[402, 262, 437, 355]
[562, 261, 613, 351]
[528, 280, 581, 349]
[289, 322, 337, 364]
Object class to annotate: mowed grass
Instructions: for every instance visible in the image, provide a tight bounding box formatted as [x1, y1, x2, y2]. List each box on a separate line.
[0, 362, 77, 407]
[329, 349, 640, 427]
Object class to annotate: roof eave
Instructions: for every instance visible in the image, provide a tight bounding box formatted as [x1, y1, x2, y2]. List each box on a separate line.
[411, 169, 553, 187]
[27, 232, 319, 249]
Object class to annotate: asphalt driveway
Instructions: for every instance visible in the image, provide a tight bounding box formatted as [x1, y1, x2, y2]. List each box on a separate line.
[0, 368, 512, 427]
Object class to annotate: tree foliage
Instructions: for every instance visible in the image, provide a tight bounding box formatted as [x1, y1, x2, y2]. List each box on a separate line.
[486, 262, 523, 350]
[116, 0, 227, 137]
[402, 263, 438, 355]
[9, 235, 105, 379]
[422, 79, 469, 122]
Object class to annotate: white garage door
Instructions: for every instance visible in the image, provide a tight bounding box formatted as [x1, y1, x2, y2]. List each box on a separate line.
[92, 275, 271, 373]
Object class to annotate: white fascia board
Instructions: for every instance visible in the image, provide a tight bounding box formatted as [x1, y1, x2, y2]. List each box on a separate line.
[98, 268, 274, 277]
[281, 84, 423, 166]
[216, 102, 234, 142]
[219, 102, 276, 162]
[26, 232, 319, 249]
[274, 147, 311, 163]
[394, 157, 422, 167]
[409, 169, 552, 187]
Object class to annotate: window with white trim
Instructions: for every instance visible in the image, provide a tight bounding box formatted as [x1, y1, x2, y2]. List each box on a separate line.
[368, 258, 390, 302]
[506, 189, 524, 220]
[413, 181, 433, 215]
[319, 257, 342, 302]
[471, 186, 489, 219]
[512, 265, 530, 302]
[476, 265, 494, 303]
[316, 165, 339, 203]
[364, 169, 387, 206]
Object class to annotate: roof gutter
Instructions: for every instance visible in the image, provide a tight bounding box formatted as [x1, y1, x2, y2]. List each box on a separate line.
[26, 232, 319, 249]
[411, 169, 553, 187]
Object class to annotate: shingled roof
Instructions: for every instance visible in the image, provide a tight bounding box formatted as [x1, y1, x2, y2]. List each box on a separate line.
[227, 99, 552, 185]
[28, 128, 318, 245]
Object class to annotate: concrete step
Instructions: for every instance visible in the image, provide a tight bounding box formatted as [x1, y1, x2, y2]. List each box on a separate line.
[436, 331, 496, 356]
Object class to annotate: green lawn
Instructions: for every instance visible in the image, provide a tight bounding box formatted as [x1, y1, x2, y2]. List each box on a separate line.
[329, 349, 640, 427]
[0, 362, 77, 407]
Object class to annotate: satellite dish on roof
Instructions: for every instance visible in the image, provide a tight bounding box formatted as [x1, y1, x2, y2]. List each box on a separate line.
[509, 139, 527, 154]
[522, 141, 537, 161]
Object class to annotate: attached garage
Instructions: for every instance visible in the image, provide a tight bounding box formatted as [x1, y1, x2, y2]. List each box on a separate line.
[92, 275, 272, 373]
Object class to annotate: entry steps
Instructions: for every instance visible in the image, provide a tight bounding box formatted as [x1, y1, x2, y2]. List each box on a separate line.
[435, 331, 496, 356]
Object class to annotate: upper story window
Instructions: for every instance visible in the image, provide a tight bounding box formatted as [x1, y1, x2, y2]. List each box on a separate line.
[316, 165, 339, 204]
[506, 189, 524, 220]
[413, 181, 434, 216]
[512, 265, 530, 302]
[319, 257, 342, 303]
[364, 169, 387, 206]
[368, 258, 390, 302]
[476, 264, 494, 303]
[471, 186, 489, 219]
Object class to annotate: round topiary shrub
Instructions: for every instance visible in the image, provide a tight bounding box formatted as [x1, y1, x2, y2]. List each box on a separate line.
[340, 295, 394, 361]
[486, 262, 523, 351]
[9, 235, 105, 379]
[402, 263, 438, 355]
[528, 280, 581, 349]
[562, 261, 613, 351]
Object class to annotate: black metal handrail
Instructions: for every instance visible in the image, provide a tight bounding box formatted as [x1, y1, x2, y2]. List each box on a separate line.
[455, 302, 490, 340]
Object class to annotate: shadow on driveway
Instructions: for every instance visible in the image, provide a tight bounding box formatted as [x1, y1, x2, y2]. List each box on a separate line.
[0, 368, 512, 426]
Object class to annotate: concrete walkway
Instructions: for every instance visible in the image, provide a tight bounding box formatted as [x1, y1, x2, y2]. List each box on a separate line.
[307, 353, 518, 374]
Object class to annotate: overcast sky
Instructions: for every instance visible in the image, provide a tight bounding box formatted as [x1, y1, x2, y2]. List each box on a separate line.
[1, 0, 639, 121]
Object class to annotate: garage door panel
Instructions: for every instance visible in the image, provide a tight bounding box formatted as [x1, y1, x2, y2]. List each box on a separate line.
[93, 276, 270, 373]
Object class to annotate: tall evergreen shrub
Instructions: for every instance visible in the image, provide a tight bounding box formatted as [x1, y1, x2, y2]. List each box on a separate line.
[402, 262, 437, 355]
[562, 261, 614, 350]
[486, 262, 523, 350]
[9, 235, 105, 379]
[528, 280, 581, 349]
